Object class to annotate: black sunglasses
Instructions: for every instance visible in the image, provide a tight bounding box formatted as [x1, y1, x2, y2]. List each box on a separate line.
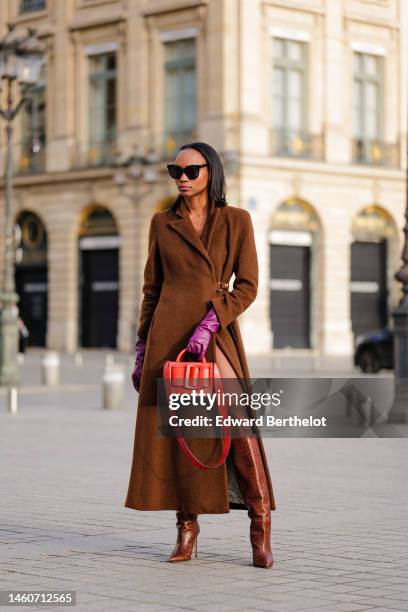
[167, 163, 208, 180]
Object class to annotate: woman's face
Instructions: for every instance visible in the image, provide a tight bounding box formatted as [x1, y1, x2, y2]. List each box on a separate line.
[173, 148, 209, 199]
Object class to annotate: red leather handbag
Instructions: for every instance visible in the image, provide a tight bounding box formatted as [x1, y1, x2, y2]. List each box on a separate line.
[163, 348, 231, 470]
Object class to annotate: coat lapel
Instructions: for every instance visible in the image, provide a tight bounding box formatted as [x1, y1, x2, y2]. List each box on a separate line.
[166, 197, 220, 274]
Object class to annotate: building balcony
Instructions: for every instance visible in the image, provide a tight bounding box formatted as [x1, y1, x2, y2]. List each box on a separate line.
[162, 130, 198, 160]
[270, 127, 324, 161]
[17, 140, 46, 175]
[352, 138, 400, 168]
[74, 139, 119, 169]
[20, 0, 46, 13]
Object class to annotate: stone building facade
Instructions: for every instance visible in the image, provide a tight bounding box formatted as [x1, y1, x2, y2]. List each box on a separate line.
[0, 0, 406, 368]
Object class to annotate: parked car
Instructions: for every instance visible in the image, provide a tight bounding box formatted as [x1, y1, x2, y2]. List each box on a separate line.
[354, 327, 393, 373]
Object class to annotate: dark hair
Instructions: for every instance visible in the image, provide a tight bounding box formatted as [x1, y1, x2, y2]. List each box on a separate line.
[167, 141, 228, 213]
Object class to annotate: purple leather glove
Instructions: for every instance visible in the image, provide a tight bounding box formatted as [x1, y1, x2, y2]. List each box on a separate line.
[186, 307, 220, 360]
[131, 336, 146, 393]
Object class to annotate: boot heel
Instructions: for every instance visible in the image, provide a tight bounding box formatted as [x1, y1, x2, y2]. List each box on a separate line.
[195, 536, 198, 558]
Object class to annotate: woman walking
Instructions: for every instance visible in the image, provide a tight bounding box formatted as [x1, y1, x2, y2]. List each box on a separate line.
[125, 142, 276, 568]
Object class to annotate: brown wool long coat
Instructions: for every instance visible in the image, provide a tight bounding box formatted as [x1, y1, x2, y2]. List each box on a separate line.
[124, 196, 276, 514]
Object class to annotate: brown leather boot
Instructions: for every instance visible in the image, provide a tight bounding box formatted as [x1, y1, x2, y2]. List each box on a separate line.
[231, 436, 274, 568]
[167, 511, 200, 562]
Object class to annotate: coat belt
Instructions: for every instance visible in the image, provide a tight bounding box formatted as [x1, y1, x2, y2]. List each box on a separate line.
[216, 281, 229, 295]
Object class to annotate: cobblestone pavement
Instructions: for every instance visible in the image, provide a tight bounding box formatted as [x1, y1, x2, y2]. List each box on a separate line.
[0, 350, 407, 611]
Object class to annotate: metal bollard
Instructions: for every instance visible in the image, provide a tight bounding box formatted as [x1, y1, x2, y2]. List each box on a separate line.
[41, 351, 60, 386]
[102, 365, 125, 410]
[105, 353, 114, 368]
[74, 351, 83, 366]
[8, 387, 18, 414]
[364, 396, 374, 426]
[357, 395, 373, 426]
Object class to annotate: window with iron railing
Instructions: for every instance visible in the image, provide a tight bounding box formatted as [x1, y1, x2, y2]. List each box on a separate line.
[87, 51, 117, 166]
[352, 52, 391, 165]
[20, 0, 46, 13]
[163, 38, 197, 159]
[19, 63, 47, 175]
[271, 37, 321, 159]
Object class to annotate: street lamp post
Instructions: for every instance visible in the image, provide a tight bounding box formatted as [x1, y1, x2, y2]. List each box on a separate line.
[0, 24, 44, 386]
[113, 149, 158, 349]
[388, 99, 408, 422]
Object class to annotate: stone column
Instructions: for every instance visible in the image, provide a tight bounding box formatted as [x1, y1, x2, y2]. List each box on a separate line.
[200, 0, 232, 150]
[46, 197, 78, 352]
[116, 192, 140, 353]
[236, 0, 268, 157]
[242, 202, 273, 354]
[46, 0, 76, 172]
[321, 204, 354, 367]
[324, 0, 349, 164]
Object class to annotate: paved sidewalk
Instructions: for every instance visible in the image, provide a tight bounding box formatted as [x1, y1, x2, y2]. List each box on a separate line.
[0, 351, 407, 611]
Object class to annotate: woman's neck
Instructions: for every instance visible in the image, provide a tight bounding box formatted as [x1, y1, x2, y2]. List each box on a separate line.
[182, 194, 210, 216]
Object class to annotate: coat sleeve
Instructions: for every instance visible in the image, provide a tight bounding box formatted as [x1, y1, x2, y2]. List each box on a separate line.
[136, 213, 163, 340]
[210, 210, 258, 329]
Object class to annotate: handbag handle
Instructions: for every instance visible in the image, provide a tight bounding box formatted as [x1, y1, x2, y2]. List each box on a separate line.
[163, 349, 231, 471]
[175, 347, 207, 363]
[174, 371, 231, 471]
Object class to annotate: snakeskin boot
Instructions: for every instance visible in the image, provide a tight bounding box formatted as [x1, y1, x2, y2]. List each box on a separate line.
[167, 511, 200, 562]
[230, 436, 274, 568]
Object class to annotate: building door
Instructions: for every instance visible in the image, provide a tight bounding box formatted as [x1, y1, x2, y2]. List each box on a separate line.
[78, 206, 119, 349]
[79, 244, 118, 348]
[269, 244, 311, 348]
[15, 267, 48, 347]
[351, 240, 387, 337]
[14, 211, 48, 347]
